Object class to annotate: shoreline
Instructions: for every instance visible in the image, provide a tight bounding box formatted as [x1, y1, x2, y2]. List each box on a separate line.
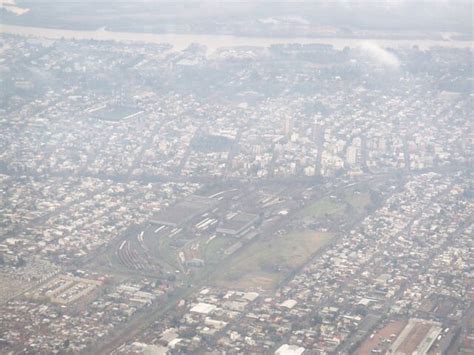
[1, 23, 472, 52]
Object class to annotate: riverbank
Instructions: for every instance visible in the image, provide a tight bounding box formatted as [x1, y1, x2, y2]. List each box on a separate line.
[1, 23, 472, 52]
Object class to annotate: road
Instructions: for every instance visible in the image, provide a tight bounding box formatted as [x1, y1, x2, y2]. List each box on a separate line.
[91, 175, 389, 353]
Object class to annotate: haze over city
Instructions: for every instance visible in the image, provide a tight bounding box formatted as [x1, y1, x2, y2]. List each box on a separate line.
[0, 1, 472, 354]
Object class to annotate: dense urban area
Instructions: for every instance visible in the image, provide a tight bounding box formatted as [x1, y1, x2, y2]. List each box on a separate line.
[0, 14, 473, 355]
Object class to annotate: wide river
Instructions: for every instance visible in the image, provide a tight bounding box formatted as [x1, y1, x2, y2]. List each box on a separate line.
[0, 24, 472, 52]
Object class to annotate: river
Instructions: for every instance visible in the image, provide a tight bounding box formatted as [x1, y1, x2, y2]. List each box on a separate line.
[0, 24, 472, 52]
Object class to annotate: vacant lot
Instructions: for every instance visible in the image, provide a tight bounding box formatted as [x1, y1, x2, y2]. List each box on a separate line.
[212, 230, 333, 291]
[344, 190, 372, 212]
[201, 235, 234, 263]
[301, 195, 345, 218]
[300, 188, 373, 221]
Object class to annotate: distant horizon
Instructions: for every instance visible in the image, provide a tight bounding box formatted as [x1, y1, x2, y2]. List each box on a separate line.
[1, 0, 472, 35]
[1, 23, 472, 55]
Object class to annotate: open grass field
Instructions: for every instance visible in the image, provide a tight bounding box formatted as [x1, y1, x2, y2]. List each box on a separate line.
[200, 235, 234, 263]
[301, 195, 345, 218]
[344, 190, 372, 211]
[156, 234, 180, 270]
[211, 230, 333, 291]
[299, 188, 373, 220]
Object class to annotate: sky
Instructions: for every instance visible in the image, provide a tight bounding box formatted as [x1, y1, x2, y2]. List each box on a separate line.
[4, 0, 473, 34]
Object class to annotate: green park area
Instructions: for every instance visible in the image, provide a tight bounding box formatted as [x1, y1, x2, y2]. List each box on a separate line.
[211, 230, 333, 291]
[300, 188, 373, 220]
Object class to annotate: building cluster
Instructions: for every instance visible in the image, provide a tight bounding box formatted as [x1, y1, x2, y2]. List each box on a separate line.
[0, 36, 471, 181]
[0, 173, 200, 304]
[114, 172, 473, 354]
[0, 33, 472, 354]
[0, 273, 170, 353]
